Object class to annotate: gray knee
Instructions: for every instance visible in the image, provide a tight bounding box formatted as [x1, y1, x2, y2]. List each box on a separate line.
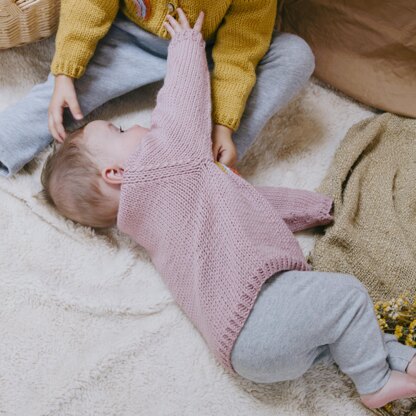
[326, 273, 371, 317]
[288, 34, 315, 77]
[336, 273, 368, 294]
[268, 33, 315, 79]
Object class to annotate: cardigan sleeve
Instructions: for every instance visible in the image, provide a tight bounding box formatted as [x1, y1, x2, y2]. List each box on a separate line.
[255, 186, 334, 232]
[211, 0, 277, 131]
[51, 0, 119, 78]
[149, 29, 213, 161]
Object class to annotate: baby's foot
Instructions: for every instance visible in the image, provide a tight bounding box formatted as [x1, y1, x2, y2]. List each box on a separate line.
[406, 355, 416, 377]
[360, 371, 416, 409]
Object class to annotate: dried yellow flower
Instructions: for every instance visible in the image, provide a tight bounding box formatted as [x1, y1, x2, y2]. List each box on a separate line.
[405, 334, 416, 347]
[374, 295, 416, 342]
[377, 318, 388, 330]
[394, 325, 404, 340]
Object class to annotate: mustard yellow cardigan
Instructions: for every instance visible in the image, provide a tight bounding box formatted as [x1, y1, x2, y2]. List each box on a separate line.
[51, 0, 277, 131]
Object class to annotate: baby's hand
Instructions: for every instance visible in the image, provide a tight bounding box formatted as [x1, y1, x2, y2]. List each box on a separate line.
[212, 125, 237, 168]
[163, 8, 204, 37]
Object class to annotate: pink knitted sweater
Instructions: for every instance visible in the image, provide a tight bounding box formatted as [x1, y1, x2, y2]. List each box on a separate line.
[117, 29, 333, 370]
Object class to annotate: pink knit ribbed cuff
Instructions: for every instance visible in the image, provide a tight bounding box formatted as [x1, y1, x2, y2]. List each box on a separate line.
[169, 29, 205, 48]
[289, 194, 334, 233]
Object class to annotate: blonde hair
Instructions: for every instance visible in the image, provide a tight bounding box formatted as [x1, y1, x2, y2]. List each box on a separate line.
[41, 127, 117, 228]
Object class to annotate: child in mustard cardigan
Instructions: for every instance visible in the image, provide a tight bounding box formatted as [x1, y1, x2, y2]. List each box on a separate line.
[0, 0, 315, 176]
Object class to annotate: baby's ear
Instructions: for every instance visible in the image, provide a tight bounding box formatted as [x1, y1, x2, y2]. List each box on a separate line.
[101, 166, 124, 185]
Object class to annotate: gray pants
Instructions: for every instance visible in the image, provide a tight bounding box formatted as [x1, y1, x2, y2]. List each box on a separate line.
[231, 271, 416, 395]
[0, 13, 315, 176]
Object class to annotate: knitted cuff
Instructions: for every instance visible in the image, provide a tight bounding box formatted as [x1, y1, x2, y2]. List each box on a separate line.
[212, 113, 240, 132]
[169, 29, 205, 48]
[316, 195, 334, 225]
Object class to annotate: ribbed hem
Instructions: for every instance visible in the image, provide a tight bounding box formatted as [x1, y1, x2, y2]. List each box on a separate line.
[218, 256, 311, 371]
[51, 60, 87, 79]
[316, 195, 334, 224]
[286, 194, 334, 233]
[212, 113, 240, 132]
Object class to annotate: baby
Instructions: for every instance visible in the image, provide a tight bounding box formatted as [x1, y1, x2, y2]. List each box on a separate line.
[41, 11, 416, 410]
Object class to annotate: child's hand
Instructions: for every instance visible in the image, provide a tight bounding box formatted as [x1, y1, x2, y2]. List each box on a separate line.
[48, 74, 83, 143]
[163, 8, 204, 37]
[212, 124, 237, 168]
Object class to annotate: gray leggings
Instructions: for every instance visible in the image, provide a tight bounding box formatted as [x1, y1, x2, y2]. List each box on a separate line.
[0, 13, 315, 176]
[231, 271, 416, 395]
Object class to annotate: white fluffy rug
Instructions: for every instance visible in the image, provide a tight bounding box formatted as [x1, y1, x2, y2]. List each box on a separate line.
[0, 35, 378, 416]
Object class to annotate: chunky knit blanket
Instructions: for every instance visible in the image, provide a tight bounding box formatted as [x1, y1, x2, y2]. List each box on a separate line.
[311, 113, 416, 302]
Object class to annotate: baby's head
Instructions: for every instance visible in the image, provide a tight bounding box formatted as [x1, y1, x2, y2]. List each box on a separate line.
[41, 120, 148, 228]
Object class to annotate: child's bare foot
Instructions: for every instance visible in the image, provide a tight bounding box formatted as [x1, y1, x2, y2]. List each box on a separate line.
[406, 355, 416, 377]
[360, 371, 416, 409]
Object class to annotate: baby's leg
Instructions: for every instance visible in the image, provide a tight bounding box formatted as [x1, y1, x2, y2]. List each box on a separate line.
[0, 15, 169, 177]
[384, 333, 416, 374]
[231, 270, 416, 408]
[232, 31, 315, 158]
[360, 333, 416, 408]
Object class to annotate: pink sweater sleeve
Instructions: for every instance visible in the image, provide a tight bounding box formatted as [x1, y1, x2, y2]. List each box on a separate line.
[255, 186, 334, 232]
[149, 29, 213, 161]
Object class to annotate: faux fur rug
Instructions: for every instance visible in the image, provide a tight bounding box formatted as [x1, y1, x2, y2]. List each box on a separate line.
[0, 35, 379, 416]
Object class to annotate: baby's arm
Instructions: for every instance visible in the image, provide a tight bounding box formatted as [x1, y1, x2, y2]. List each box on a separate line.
[51, 0, 119, 78]
[149, 10, 212, 161]
[255, 186, 334, 232]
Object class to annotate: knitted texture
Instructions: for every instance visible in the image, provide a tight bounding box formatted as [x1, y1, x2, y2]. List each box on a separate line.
[256, 186, 333, 233]
[117, 30, 334, 370]
[50, 0, 277, 130]
[311, 113, 416, 302]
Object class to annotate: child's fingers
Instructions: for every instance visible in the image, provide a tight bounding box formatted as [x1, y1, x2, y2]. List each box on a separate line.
[47, 114, 58, 142]
[165, 14, 181, 32]
[176, 8, 190, 29]
[218, 149, 236, 168]
[55, 112, 67, 141]
[48, 112, 64, 142]
[163, 21, 175, 38]
[67, 95, 83, 121]
[193, 11, 204, 32]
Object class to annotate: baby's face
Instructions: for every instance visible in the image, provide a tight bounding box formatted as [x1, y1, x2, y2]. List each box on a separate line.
[84, 120, 149, 168]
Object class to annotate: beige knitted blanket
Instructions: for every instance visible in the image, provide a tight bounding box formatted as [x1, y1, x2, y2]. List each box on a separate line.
[311, 113, 416, 302]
